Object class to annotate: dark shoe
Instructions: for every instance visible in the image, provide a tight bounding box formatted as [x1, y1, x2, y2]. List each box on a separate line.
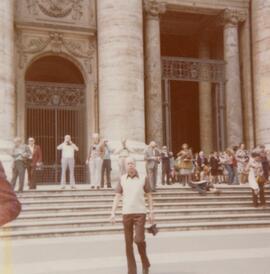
[143, 267, 149, 274]
[107, 185, 112, 188]
[91, 186, 95, 189]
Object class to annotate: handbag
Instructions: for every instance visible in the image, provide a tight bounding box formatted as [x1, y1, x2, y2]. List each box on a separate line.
[257, 175, 266, 185]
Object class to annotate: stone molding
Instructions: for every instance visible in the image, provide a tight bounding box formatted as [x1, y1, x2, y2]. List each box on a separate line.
[16, 31, 96, 73]
[221, 8, 247, 27]
[26, 0, 83, 20]
[144, 0, 166, 19]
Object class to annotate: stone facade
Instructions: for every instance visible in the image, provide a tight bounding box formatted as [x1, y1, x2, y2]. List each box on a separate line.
[1, 0, 269, 177]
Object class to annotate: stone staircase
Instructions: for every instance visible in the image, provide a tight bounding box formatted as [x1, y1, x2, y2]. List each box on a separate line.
[1, 185, 270, 239]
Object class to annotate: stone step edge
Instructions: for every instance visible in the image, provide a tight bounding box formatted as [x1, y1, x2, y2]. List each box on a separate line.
[6, 213, 270, 228]
[21, 201, 258, 210]
[18, 196, 267, 205]
[2, 220, 270, 238]
[17, 207, 270, 219]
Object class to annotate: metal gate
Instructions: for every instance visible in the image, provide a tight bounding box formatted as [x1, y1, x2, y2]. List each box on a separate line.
[162, 56, 226, 151]
[26, 81, 87, 184]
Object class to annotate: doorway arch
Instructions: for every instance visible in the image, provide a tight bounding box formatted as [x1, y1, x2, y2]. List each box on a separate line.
[25, 55, 87, 184]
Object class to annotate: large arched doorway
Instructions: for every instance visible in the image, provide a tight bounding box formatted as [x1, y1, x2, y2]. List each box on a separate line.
[25, 55, 87, 184]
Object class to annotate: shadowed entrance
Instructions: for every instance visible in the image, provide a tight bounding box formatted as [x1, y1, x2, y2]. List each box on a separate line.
[25, 56, 86, 184]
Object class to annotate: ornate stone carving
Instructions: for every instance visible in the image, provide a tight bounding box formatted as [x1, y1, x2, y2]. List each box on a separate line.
[162, 57, 225, 83]
[221, 9, 247, 27]
[26, 82, 85, 107]
[26, 0, 83, 20]
[144, 0, 166, 18]
[17, 31, 96, 73]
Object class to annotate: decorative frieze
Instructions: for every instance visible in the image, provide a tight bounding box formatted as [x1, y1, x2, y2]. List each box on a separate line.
[16, 31, 96, 73]
[26, 0, 83, 20]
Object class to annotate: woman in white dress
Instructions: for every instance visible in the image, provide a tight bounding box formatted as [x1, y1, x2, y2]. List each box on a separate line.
[246, 152, 266, 208]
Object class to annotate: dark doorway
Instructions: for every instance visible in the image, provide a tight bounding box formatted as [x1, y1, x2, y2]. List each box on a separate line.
[170, 81, 200, 155]
[25, 56, 86, 184]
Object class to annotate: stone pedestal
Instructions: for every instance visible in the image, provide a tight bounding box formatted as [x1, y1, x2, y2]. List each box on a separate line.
[222, 9, 245, 147]
[252, 0, 270, 146]
[144, 0, 166, 146]
[97, 0, 145, 143]
[0, 0, 15, 178]
[198, 38, 213, 153]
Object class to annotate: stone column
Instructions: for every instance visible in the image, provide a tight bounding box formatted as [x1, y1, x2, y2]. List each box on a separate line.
[144, 0, 166, 146]
[198, 36, 213, 153]
[252, 0, 270, 146]
[0, 0, 15, 176]
[222, 9, 245, 147]
[239, 14, 254, 149]
[97, 0, 145, 143]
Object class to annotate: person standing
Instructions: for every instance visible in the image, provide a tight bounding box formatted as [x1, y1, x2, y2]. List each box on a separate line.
[177, 143, 193, 186]
[27, 137, 42, 189]
[57, 135, 79, 190]
[246, 152, 266, 208]
[144, 141, 160, 192]
[116, 139, 133, 176]
[223, 148, 235, 184]
[101, 139, 112, 188]
[258, 145, 270, 182]
[110, 157, 154, 274]
[86, 133, 104, 189]
[197, 151, 209, 181]
[10, 137, 31, 192]
[160, 146, 171, 185]
[235, 143, 249, 184]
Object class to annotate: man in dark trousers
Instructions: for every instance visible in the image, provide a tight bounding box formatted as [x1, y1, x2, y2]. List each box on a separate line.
[27, 137, 42, 189]
[0, 161, 21, 226]
[101, 139, 112, 188]
[160, 146, 172, 185]
[110, 157, 154, 274]
[11, 137, 31, 192]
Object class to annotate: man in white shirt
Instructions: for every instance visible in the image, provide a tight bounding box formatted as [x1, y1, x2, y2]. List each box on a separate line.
[57, 135, 79, 189]
[110, 157, 154, 274]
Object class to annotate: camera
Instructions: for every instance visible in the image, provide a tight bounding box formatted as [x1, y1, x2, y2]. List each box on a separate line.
[147, 224, 158, 236]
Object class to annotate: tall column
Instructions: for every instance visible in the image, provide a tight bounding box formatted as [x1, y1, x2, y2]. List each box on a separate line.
[198, 36, 213, 153]
[97, 0, 145, 143]
[252, 0, 270, 146]
[0, 0, 15, 175]
[144, 0, 166, 146]
[222, 9, 245, 147]
[239, 14, 254, 149]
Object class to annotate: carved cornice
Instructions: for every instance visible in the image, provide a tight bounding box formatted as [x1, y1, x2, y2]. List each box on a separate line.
[221, 9, 247, 27]
[26, 0, 83, 20]
[144, 0, 166, 19]
[16, 31, 96, 73]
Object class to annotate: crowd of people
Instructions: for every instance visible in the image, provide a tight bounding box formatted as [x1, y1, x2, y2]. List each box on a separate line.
[8, 134, 269, 208]
[144, 142, 269, 208]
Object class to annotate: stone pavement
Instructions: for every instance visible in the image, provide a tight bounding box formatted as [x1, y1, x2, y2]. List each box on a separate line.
[0, 228, 269, 274]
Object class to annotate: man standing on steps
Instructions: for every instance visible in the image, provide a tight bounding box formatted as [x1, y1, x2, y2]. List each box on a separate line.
[144, 141, 160, 192]
[110, 157, 154, 274]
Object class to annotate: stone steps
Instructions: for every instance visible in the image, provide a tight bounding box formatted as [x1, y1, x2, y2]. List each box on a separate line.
[4, 213, 270, 231]
[17, 207, 269, 221]
[1, 186, 269, 239]
[2, 220, 270, 239]
[17, 195, 270, 206]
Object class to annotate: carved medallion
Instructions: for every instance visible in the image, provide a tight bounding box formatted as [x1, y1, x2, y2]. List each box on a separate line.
[26, 0, 83, 20]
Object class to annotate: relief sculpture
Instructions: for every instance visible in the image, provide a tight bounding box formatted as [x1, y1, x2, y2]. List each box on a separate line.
[26, 0, 83, 20]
